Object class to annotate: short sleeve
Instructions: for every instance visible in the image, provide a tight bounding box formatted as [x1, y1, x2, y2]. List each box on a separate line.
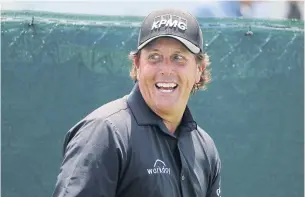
[52, 118, 125, 197]
[206, 146, 222, 197]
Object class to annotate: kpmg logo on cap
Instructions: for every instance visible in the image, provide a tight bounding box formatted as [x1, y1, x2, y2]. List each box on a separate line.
[151, 14, 187, 31]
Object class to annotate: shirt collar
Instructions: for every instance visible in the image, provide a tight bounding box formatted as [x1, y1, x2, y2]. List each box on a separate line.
[127, 83, 197, 131]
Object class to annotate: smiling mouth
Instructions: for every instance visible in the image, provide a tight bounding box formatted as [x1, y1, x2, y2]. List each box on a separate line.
[155, 82, 178, 93]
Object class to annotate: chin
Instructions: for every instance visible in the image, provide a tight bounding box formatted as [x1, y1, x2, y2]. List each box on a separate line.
[154, 101, 177, 112]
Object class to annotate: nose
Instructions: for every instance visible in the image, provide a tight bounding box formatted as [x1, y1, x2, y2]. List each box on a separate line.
[160, 58, 174, 76]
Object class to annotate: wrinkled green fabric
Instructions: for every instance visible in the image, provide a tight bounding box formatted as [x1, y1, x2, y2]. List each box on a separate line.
[1, 11, 304, 197]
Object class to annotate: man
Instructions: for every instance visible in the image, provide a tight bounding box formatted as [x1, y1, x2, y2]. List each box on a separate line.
[53, 8, 221, 197]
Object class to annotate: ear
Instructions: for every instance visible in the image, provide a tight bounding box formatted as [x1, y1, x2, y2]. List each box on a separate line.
[196, 64, 204, 83]
[132, 54, 141, 80]
[133, 55, 140, 69]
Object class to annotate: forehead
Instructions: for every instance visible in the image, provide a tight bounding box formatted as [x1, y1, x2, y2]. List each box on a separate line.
[143, 37, 189, 52]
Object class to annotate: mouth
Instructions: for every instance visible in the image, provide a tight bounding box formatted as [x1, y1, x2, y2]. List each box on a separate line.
[155, 82, 178, 93]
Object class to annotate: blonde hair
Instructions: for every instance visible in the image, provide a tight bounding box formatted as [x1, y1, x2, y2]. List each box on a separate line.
[128, 50, 211, 94]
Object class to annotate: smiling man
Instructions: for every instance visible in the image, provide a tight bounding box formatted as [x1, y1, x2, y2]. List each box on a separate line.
[53, 9, 221, 197]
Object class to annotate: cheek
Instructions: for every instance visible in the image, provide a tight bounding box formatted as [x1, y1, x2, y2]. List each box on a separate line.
[185, 68, 199, 84]
[137, 63, 155, 81]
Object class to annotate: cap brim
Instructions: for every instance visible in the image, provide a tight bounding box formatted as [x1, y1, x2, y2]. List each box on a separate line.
[137, 35, 201, 54]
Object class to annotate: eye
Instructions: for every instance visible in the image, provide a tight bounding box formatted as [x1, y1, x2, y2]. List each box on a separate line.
[148, 53, 161, 62]
[172, 54, 186, 63]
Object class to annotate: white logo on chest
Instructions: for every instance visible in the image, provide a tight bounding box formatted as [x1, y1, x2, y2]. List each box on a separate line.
[147, 159, 171, 175]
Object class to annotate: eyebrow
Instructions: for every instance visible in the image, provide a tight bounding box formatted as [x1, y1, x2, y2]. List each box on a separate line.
[147, 48, 160, 52]
[174, 49, 188, 54]
[145, 47, 188, 54]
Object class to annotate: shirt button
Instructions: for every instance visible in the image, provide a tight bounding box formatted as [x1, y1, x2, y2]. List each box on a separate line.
[181, 174, 185, 181]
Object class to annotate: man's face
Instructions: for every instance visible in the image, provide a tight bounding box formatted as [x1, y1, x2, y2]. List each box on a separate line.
[135, 37, 202, 115]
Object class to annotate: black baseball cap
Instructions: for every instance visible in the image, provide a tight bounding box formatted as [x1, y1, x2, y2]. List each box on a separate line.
[136, 9, 203, 54]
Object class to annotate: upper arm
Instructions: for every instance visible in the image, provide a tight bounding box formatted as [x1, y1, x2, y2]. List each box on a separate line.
[53, 118, 126, 197]
[206, 145, 222, 197]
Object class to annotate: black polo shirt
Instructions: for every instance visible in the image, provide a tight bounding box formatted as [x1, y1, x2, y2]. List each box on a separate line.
[53, 83, 222, 197]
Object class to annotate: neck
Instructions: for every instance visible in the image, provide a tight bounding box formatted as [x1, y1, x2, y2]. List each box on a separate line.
[163, 119, 180, 133]
[157, 107, 185, 133]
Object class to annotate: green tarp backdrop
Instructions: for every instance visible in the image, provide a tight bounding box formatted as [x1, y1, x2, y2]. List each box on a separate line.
[1, 11, 304, 197]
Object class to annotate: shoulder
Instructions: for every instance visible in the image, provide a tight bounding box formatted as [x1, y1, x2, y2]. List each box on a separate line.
[63, 95, 133, 153]
[85, 95, 129, 121]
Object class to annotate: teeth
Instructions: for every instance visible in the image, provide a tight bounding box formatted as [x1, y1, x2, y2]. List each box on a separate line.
[156, 83, 177, 88]
[160, 89, 174, 93]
